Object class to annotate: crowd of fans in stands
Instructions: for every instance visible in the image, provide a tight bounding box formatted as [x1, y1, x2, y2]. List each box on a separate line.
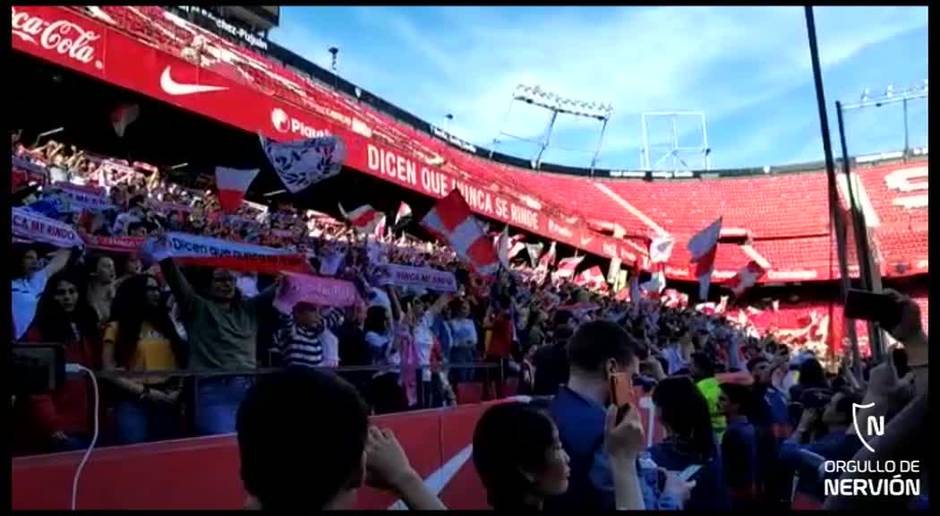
[10, 133, 928, 511]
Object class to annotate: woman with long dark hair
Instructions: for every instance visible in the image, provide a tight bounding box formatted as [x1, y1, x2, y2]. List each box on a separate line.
[648, 376, 731, 510]
[15, 270, 101, 453]
[473, 401, 650, 510]
[473, 402, 571, 510]
[102, 273, 187, 444]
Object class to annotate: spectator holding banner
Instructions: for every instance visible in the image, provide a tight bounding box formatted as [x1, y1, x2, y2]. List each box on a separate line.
[141, 233, 279, 436]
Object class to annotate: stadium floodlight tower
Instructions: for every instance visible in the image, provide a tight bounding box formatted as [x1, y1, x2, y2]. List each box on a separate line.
[491, 84, 613, 173]
[640, 111, 711, 172]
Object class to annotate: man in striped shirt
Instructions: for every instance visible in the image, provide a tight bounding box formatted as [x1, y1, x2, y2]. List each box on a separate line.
[273, 302, 345, 369]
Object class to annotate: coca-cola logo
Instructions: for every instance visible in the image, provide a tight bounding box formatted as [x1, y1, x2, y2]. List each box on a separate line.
[11, 7, 102, 69]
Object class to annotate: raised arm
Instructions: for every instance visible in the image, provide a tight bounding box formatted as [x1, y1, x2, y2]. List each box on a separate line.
[42, 247, 73, 278]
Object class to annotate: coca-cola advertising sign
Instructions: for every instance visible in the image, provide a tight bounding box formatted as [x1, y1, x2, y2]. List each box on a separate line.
[11, 6, 104, 73]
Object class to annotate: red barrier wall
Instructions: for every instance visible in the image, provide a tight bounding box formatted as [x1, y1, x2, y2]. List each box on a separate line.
[11, 401, 499, 510]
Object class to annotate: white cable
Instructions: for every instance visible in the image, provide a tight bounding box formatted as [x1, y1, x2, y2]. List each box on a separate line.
[65, 363, 99, 511]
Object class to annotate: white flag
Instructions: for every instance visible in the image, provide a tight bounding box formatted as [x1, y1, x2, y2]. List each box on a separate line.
[259, 134, 346, 193]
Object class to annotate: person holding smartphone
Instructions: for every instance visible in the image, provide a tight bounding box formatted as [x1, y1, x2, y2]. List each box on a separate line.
[545, 321, 694, 512]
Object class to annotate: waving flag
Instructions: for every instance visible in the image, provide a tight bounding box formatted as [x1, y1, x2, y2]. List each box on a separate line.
[339, 203, 385, 235]
[554, 255, 585, 280]
[215, 167, 259, 213]
[574, 265, 607, 291]
[687, 217, 723, 300]
[538, 241, 557, 270]
[640, 263, 666, 296]
[649, 235, 675, 264]
[726, 260, 767, 296]
[420, 189, 499, 276]
[525, 242, 544, 268]
[394, 201, 413, 229]
[111, 103, 140, 138]
[496, 226, 511, 268]
[260, 134, 345, 193]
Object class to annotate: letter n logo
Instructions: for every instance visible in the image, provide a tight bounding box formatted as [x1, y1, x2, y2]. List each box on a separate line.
[852, 402, 883, 453]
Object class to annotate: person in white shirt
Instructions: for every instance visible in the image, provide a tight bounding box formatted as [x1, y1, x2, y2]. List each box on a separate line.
[404, 293, 451, 407]
[12, 246, 73, 341]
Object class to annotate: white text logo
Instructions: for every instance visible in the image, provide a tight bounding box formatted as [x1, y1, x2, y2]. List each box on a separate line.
[11, 7, 101, 67]
[270, 108, 329, 138]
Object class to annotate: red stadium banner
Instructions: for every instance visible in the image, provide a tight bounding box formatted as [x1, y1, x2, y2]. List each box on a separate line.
[9, 5, 652, 265]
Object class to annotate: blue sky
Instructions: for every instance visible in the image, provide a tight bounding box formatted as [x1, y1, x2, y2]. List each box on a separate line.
[270, 6, 928, 171]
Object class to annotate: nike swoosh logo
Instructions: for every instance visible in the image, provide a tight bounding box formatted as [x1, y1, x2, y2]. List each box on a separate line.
[581, 237, 593, 245]
[159, 66, 228, 96]
[388, 444, 473, 510]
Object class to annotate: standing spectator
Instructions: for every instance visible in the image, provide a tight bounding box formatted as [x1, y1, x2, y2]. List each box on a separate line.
[102, 274, 186, 444]
[447, 298, 478, 384]
[718, 383, 759, 508]
[690, 351, 727, 439]
[15, 271, 101, 453]
[86, 255, 117, 323]
[404, 293, 450, 408]
[649, 376, 731, 511]
[483, 295, 514, 399]
[545, 320, 681, 512]
[335, 303, 371, 393]
[363, 302, 406, 414]
[148, 238, 279, 435]
[272, 302, 341, 369]
[12, 246, 72, 341]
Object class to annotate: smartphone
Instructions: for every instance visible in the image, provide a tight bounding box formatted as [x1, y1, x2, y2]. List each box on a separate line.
[609, 372, 635, 423]
[844, 289, 902, 329]
[678, 464, 702, 482]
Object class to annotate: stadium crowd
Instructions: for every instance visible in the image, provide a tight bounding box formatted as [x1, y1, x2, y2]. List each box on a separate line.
[10, 133, 927, 511]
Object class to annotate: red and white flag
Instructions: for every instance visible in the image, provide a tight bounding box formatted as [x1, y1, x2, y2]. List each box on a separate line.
[214, 167, 259, 213]
[662, 288, 687, 309]
[420, 189, 499, 276]
[649, 235, 675, 264]
[394, 201, 413, 227]
[554, 255, 585, 280]
[339, 203, 386, 235]
[111, 103, 140, 138]
[574, 266, 607, 291]
[640, 263, 666, 296]
[726, 260, 766, 296]
[538, 241, 557, 270]
[687, 217, 722, 300]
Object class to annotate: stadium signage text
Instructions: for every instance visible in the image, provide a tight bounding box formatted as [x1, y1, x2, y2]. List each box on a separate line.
[175, 6, 268, 51]
[271, 108, 331, 139]
[11, 6, 101, 67]
[366, 144, 540, 231]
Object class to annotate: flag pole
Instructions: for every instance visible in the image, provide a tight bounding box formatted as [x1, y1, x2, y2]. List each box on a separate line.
[804, 6, 862, 379]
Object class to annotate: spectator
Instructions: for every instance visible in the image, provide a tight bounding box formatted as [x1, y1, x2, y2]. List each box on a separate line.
[690, 351, 727, 439]
[150, 242, 279, 435]
[102, 273, 186, 444]
[272, 302, 341, 369]
[86, 255, 117, 322]
[718, 382, 759, 508]
[546, 320, 681, 512]
[789, 356, 830, 404]
[236, 368, 445, 510]
[649, 376, 731, 511]
[447, 297, 479, 384]
[403, 293, 450, 408]
[12, 246, 72, 341]
[473, 402, 572, 510]
[15, 270, 101, 453]
[363, 302, 406, 414]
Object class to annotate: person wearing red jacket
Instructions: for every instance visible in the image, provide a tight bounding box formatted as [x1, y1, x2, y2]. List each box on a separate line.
[14, 270, 101, 454]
